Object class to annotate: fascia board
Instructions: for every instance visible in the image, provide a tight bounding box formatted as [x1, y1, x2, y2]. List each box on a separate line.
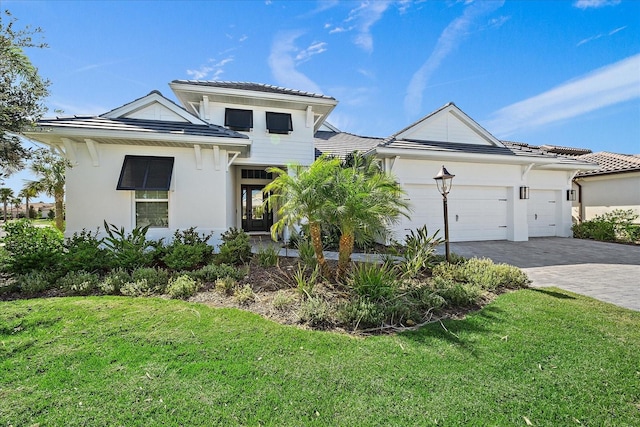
[169, 82, 338, 110]
[25, 128, 251, 148]
[373, 146, 597, 169]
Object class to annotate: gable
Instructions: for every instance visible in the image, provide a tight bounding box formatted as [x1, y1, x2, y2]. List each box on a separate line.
[395, 104, 501, 146]
[101, 90, 207, 125]
[123, 102, 188, 122]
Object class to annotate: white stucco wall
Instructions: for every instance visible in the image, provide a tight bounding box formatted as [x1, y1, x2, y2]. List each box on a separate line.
[573, 172, 640, 223]
[65, 141, 232, 244]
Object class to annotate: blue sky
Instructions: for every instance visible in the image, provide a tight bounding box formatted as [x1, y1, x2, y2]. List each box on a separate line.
[3, 0, 640, 199]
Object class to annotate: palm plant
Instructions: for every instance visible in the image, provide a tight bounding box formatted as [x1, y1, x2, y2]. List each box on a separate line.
[11, 197, 22, 219]
[325, 164, 410, 280]
[27, 149, 70, 231]
[265, 156, 342, 278]
[0, 187, 14, 222]
[19, 186, 37, 219]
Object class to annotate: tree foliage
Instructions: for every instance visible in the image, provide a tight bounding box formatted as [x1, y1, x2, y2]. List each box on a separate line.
[0, 10, 50, 177]
[26, 148, 70, 231]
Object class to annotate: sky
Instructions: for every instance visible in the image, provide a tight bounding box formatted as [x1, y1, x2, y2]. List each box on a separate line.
[3, 0, 640, 201]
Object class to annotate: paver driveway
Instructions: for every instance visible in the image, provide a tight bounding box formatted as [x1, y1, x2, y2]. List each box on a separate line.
[447, 237, 640, 311]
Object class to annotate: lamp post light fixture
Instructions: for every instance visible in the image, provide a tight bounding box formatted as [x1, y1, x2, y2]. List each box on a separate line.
[434, 165, 455, 263]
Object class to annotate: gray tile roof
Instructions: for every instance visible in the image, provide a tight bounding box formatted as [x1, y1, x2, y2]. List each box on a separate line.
[35, 116, 249, 139]
[575, 151, 640, 177]
[314, 131, 383, 159]
[172, 80, 336, 100]
[386, 139, 515, 156]
[100, 90, 196, 120]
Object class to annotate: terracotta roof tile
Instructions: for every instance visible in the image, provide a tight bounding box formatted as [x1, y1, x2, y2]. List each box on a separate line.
[575, 152, 640, 177]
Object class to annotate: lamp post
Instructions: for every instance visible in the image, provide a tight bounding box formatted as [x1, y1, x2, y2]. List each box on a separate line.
[434, 165, 455, 263]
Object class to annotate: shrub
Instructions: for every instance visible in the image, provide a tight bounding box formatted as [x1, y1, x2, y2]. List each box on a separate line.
[296, 238, 317, 269]
[98, 268, 131, 295]
[217, 227, 252, 265]
[120, 279, 155, 297]
[431, 276, 483, 307]
[432, 258, 529, 291]
[348, 262, 398, 302]
[167, 275, 199, 299]
[1, 219, 64, 274]
[161, 228, 214, 270]
[214, 276, 237, 295]
[292, 264, 320, 297]
[59, 270, 100, 296]
[63, 229, 111, 274]
[233, 284, 255, 305]
[131, 267, 170, 294]
[255, 245, 279, 267]
[337, 298, 385, 329]
[272, 290, 297, 310]
[102, 221, 154, 269]
[391, 226, 444, 278]
[14, 271, 56, 294]
[297, 296, 334, 327]
[573, 209, 639, 243]
[190, 263, 246, 282]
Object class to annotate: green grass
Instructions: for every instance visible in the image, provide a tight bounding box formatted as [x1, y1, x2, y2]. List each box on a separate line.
[1, 289, 639, 426]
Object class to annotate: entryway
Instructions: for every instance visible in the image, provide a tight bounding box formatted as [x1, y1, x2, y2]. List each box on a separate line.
[241, 185, 272, 232]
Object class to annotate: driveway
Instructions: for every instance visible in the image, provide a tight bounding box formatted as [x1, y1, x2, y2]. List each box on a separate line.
[445, 238, 640, 311]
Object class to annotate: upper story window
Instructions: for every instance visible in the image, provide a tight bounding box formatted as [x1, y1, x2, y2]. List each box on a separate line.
[266, 112, 293, 134]
[117, 155, 174, 191]
[225, 108, 253, 131]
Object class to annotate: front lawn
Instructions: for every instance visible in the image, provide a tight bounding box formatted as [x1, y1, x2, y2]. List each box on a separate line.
[1, 289, 639, 426]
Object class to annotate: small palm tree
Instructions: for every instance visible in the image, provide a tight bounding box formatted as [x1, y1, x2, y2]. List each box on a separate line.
[326, 163, 410, 280]
[265, 156, 342, 278]
[11, 197, 22, 219]
[0, 187, 14, 222]
[19, 186, 37, 219]
[27, 149, 71, 231]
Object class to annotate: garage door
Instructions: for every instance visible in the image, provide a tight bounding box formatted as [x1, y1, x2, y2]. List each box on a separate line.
[528, 190, 557, 237]
[400, 184, 508, 242]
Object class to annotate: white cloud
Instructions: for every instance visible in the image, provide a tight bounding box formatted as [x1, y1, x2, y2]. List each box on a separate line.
[347, 1, 393, 53]
[573, 0, 621, 9]
[404, 0, 505, 117]
[577, 25, 626, 46]
[239, 34, 249, 42]
[295, 42, 328, 63]
[485, 54, 640, 136]
[186, 56, 234, 80]
[329, 26, 348, 34]
[268, 31, 323, 94]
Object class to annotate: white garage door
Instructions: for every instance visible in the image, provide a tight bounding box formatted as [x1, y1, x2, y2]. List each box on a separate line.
[528, 190, 557, 237]
[400, 184, 508, 242]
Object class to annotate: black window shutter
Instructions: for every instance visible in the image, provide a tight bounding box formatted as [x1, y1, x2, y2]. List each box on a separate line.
[225, 108, 253, 131]
[266, 112, 293, 134]
[117, 156, 174, 190]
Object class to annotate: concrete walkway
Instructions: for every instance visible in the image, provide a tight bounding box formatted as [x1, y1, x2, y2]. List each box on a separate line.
[447, 238, 640, 311]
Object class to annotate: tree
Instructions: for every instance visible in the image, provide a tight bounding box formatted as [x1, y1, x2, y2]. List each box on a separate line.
[0, 187, 14, 222]
[326, 160, 409, 280]
[18, 185, 37, 220]
[11, 196, 21, 218]
[265, 156, 342, 278]
[26, 149, 70, 231]
[0, 10, 50, 176]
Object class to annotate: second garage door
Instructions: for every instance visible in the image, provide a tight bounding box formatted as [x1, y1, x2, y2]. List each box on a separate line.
[400, 184, 508, 242]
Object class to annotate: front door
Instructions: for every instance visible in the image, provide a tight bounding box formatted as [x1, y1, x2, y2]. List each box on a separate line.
[241, 185, 272, 232]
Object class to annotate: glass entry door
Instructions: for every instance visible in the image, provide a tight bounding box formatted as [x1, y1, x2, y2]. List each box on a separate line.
[241, 185, 272, 232]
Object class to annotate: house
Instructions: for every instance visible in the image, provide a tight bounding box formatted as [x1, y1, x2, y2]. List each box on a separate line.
[571, 152, 640, 223]
[24, 81, 598, 244]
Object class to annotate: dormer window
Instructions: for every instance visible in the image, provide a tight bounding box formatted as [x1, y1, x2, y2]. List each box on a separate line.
[225, 108, 253, 131]
[266, 112, 293, 134]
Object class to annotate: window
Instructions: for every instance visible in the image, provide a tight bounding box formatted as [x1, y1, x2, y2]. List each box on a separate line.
[266, 112, 293, 134]
[117, 156, 174, 191]
[135, 190, 168, 228]
[225, 108, 253, 131]
[241, 169, 273, 180]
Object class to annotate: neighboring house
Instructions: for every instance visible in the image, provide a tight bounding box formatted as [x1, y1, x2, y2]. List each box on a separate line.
[571, 152, 640, 223]
[24, 81, 597, 244]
